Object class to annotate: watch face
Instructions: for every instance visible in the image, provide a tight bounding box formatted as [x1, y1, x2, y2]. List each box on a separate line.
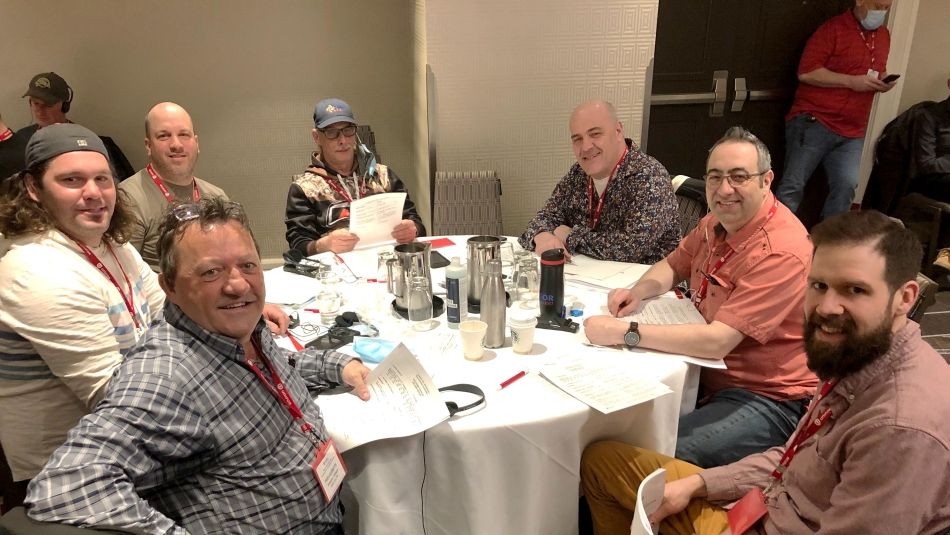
[624, 331, 640, 348]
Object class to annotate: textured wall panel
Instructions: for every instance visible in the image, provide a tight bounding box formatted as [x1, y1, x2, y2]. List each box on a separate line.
[426, 0, 659, 236]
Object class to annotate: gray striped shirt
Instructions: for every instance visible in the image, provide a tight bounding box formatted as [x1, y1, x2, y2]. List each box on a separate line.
[26, 302, 353, 534]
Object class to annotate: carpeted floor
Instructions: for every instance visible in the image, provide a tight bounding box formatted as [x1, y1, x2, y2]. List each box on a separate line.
[920, 290, 950, 362]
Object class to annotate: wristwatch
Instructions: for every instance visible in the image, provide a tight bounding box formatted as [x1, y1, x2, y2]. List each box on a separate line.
[623, 322, 641, 348]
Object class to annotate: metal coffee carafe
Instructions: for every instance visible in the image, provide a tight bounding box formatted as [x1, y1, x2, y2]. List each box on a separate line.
[466, 235, 503, 313]
[389, 242, 433, 309]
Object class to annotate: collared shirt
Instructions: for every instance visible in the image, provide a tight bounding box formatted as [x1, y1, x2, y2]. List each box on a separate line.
[26, 302, 354, 535]
[787, 10, 891, 138]
[666, 193, 817, 400]
[518, 139, 681, 264]
[701, 321, 950, 535]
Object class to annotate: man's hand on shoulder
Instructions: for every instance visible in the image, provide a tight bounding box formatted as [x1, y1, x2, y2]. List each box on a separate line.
[342, 360, 371, 401]
[391, 219, 418, 244]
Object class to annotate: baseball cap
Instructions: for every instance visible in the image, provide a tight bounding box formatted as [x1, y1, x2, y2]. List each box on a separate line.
[25, 123, 108, 170]
[313, 98, 356, 129]
[22, 72, 72, 105]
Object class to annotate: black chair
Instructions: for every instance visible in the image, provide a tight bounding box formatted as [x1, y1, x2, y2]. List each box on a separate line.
[0, 507, 138, 534]
[893, 193, 950, 278]
[672, 176, 708, 235]
[355, 125, 380, 163]
[909, 273, 939, 324]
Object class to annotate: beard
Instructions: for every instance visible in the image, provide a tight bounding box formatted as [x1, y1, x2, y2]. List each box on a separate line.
[804, 312, 893, 381]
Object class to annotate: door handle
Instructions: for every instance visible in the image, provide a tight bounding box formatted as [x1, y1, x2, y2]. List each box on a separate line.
[732, 77, 748, 112]
[649, 70, 729, 118]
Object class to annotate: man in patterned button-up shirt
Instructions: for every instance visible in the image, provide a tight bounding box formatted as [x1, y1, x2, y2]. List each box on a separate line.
[23, 198, 371, 534]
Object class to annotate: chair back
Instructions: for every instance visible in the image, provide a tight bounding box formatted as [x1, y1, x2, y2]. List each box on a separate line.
[355, 125, 380, 163]
[671, 175, 708, 235]
[908, 272, 939, 324]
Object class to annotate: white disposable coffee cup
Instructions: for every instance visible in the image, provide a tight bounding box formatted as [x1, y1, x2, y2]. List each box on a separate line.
[508, 308, 538, 354]
[459, 320, 488, 361]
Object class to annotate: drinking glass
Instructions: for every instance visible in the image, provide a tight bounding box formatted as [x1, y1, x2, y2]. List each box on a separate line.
[316, 271, 343, 326]
[514, 256, 540, 301]
[407, 276, 437, 331]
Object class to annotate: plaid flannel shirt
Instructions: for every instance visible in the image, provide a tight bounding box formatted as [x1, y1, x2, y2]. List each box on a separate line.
[25, 302, 353, 534]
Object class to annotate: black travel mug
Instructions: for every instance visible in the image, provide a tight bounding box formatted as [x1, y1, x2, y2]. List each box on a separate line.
[539, 248, 565, 321]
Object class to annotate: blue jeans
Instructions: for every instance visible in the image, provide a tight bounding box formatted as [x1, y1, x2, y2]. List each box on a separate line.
[776, 114, 865, 219]
[674, 388, 808, 469]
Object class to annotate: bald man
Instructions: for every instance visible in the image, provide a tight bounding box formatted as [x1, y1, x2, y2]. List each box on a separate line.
[519, 100, 679, 263]
[119, 102, 228, 270]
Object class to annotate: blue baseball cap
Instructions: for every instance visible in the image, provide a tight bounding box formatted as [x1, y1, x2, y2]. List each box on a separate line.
[313, 98, 356, 129]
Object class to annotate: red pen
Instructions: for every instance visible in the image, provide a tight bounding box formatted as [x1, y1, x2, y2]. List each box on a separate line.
[286, 332, 304, 351]
[499, 371, 527, 390]
[303, 308, 321, 313]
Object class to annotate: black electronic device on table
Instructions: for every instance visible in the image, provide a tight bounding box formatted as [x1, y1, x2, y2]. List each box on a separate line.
[430, 250, 451, 269]
[283, 249, 322, 277]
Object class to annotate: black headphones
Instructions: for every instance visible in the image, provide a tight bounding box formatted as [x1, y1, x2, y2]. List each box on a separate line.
[438, 384, 486, 417]
[61, 86, 73, 114]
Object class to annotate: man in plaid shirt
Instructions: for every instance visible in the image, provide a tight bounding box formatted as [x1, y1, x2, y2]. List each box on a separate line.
[23, 198, 371, 534]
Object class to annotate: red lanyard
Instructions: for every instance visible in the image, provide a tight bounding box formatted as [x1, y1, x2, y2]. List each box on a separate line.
[146, 164, 200, 204]
[0, 129, 12, 142]
[769, 379, 838, 484]
[693, 198, 778, 307]
[856, 26, 877, 70]
[244, 339, 321, 447]
[586, 148, 628, 230]
[321, 174, 364, 203]
[74, 240, 141, 329]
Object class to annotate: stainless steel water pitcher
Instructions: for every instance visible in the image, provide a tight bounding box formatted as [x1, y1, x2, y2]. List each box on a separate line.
[466, 235, 503, 312]
[389, 242, 432, 309]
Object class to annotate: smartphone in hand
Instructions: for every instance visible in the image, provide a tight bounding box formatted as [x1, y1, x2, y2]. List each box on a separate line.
[882, 73, 900, 83]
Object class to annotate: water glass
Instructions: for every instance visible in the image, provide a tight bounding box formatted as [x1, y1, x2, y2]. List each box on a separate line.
[316, 271, 343, 326]
[514, 256, 540, 301]
[376, 250, 395, 284]
[407, 276, 437, 331]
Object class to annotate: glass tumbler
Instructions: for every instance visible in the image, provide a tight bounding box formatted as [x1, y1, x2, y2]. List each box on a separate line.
[407, 275, 436, 331]
[316, 271, 343, 326]
[515, 256, 540, 301]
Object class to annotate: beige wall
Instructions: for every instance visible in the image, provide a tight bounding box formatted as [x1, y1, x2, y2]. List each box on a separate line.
[899, 0, 950, 112]
[426, 0, 659, 237]
[0, 0, 420, 261]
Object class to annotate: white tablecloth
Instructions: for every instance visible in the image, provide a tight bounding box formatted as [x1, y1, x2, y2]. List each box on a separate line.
[269, 237, 699, 535]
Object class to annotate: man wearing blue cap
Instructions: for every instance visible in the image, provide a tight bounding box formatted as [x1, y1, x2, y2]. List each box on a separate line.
[285, 98, 426, 255]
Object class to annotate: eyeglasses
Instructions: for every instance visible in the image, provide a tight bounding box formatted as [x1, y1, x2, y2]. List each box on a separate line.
[172, 203, 200, 222]
[320, 125, 357, 139]
[703, 170, 769, 187]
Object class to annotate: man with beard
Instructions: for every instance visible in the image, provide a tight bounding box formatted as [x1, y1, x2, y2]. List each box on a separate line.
[580, 210, 950, 535]
[119, 102, 228, 270]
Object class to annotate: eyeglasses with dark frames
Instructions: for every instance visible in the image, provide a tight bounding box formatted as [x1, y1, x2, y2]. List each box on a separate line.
[319, 125, 357, 140]
[703, 170, 769, 187]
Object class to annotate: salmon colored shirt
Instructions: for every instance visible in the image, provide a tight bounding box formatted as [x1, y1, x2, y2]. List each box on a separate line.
[666, 193, 817, 400]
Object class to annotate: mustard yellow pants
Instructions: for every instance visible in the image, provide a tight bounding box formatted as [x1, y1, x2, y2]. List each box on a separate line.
[581, 441, 730, 535]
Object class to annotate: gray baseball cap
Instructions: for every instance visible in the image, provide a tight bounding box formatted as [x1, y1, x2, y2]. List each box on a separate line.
[25, 123, 108, 170]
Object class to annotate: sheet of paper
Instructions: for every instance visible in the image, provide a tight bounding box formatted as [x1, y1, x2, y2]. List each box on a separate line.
[565, 255, 651, 290]
[624, 296, 706, 326]
[348, 192, 406, 249]
[630, 468, 666, 535]
[540, 353, 672, 414]
[316, 343, 450, 452]
[264, 267, 320, 306]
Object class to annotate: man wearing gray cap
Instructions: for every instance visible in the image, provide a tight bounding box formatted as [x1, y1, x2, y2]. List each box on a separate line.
[285, 97, 426, 255]
[0, 124, 287, 510]
[0, 72, 133, 181]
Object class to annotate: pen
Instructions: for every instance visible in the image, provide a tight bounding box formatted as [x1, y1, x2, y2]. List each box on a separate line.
[498, 371, 528, 390]
[334, 253, 359, 280]
[304, 308, 321, 313]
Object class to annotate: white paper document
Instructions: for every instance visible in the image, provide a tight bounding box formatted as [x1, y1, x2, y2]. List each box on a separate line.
[263, 267, 320, 306]
[316, 343, 450, 452]
[539, 354, 672, 414]
[348, 192, 406, 249]
[624, 296, 706, 326]
[564, 255, 651, 290]
[630, 468, 666, 535]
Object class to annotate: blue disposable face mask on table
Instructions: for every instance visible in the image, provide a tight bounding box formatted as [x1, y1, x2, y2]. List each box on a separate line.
[352, 337, 397, 364]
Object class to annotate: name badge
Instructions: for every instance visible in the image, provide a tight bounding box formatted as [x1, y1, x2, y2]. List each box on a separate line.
[312, 439, 347, 502]
[727, 487, 768, 535]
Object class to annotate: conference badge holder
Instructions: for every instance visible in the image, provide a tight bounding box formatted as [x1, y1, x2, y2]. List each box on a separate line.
[312, 439, 347, 503]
